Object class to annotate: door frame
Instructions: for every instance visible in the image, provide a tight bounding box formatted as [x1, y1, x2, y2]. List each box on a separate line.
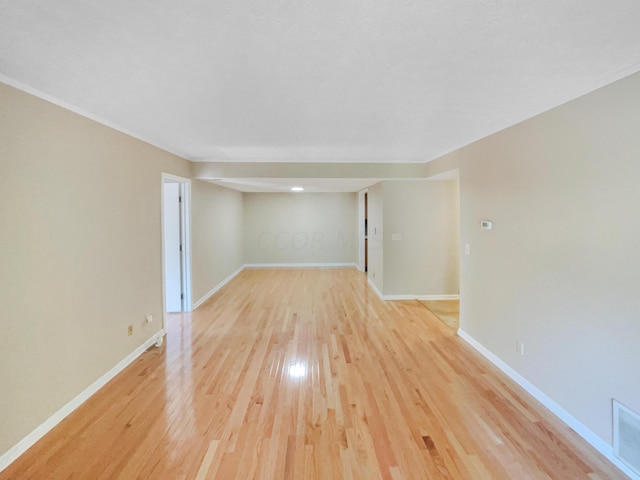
[161, 173, 192, 326]
[358, 189, 368, 272]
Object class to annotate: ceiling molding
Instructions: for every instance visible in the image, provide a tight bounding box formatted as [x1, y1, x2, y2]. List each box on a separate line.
[2, 1, 640, 167]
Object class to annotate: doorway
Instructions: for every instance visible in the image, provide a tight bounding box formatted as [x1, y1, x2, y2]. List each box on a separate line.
[364, 192, 368, 272]
[162, 174, 192, 315]
[358, 189, 368, 273]
[419, 169, 461, 330]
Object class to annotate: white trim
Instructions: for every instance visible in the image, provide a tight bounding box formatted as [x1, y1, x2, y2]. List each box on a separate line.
[179, 181, 192, 311]
[0, 75, 190, 161]
[244, 263, 358, 269]
[161, 173, 191, 183]
[365, 280, 459, 302]
[381, 294, 418, 300]
[383, 294, 460, 301]
[358, 189, 368, 273]
[367, 277, 385, 299]
[417, 294, 460, 301]
[0, 330, 165, 473]
[192, 266, 244, 309]
[161, 174, 192, 324]
[457, 329, 640, 480]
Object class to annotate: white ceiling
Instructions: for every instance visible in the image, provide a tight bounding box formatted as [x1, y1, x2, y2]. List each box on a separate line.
[1, 1, 640, 190]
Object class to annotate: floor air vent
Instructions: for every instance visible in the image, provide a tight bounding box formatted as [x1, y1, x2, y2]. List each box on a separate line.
[613, 400, 640, 476]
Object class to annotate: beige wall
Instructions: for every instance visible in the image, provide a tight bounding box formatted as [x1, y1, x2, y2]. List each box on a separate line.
[243, 193, 358, 265]
[3, 67, 639, 464]
[0, 82, 191, 457]
[381, 180, 459, 296]
[190, 180, 244, 303]
[434, 72, 640, 444]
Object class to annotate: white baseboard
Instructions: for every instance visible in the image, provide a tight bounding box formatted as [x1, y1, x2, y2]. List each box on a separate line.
[381, 294, 416, 300]
[192, 266, 244, 310]
[457, 329, 639, 480]
[416, 294, 460, 301]
[367, 276, 384, 299]
[383, 294, 460, 301]
[244, 262, 358, 269]
[0, 329, 165, 473]
[366, 278, 459, 302]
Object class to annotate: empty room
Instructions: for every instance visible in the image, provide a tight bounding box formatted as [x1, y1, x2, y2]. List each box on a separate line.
[1, 1, 640, 479]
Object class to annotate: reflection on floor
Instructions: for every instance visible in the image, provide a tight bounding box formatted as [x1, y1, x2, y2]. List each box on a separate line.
[0, 271, 625, 479]
[420, 299, 459, 330]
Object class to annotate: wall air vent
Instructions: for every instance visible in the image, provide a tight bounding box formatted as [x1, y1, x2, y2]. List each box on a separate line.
[613, 400, 640, 477]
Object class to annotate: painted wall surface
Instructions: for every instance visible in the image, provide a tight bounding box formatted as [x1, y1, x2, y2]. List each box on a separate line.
[190, 180, 243, 304]
[243, 193, 358, 265]
[382, 180, 459, 296]
[436, 72, 640, 445]
[0, 82, 191, 457]
[3, 66, 639, 469]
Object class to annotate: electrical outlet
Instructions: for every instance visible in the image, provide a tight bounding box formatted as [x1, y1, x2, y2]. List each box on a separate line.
[516, 340, 524, 356]
[145, 314, 153, 324]
[128, 325, 133, 336]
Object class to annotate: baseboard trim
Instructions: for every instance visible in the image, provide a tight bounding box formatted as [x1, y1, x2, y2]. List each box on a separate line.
[416, 294, 460, 301]
[381, 294, 416, 300]
[383, 294, 460, 301]
[365, 281, 459, 302]
[244, 263, 358, 269]
[457, 329, 639, 480]
[0, 329, 165, 473]
[367, 277, 384, 299]
[192, 266, 244, 310]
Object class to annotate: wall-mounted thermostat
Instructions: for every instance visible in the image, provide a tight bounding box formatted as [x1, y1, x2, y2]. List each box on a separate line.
[480, 220, 493, 230]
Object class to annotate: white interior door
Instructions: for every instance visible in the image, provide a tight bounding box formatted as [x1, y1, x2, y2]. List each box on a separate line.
[163, 182, 182, 312]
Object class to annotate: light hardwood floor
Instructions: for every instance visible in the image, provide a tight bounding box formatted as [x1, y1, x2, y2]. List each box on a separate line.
[419, 300, 460, 330]
[1, 268, 625, 479]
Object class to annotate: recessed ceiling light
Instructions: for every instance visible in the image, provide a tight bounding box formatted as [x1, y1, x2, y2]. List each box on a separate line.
[290, 186, 304, 192]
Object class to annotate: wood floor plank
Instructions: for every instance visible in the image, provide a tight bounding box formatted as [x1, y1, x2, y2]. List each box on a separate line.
[0, 268, 627, 479]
